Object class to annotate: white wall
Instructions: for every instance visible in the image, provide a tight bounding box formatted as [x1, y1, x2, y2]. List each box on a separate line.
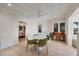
[67, 8, 79, 46]
[77, 33, 79, 56]
[25, 19, 49, 37]
[48, 18, 65, 33]
[0, 11, 18, 49]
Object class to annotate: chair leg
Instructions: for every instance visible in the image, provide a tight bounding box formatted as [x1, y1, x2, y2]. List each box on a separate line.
[26, 44, 28, 51]
[46, 45, 48, 55]
[38, 46, 39, 56]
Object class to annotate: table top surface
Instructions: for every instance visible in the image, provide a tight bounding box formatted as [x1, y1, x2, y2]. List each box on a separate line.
[33, 35, 47, 40]
[27, 33, 47, 40]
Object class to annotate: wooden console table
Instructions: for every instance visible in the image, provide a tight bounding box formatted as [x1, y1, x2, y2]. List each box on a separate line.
[51, 32, 65, 41]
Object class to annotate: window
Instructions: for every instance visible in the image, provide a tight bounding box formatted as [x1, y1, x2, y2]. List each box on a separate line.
[60, 23, 65, 32]
[54, 23, 58, 32]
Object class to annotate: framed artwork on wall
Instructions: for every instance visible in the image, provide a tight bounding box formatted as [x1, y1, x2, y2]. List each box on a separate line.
[73, 22, 79, 35]
[38, 25, 42, 33]
[74, 22, 78, 26]
[74, 28, 78, 34]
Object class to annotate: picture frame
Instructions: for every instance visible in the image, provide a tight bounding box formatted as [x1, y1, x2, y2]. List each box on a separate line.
[73, 22, 79, 35]
[38, 25, 42, 33]
[74, 28, 78, 34]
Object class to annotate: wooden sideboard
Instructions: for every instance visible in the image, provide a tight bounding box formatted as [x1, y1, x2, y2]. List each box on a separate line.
[51, 32, 65, 42]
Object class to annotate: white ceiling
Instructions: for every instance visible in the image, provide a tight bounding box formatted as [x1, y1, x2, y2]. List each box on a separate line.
[0, 3, 79, 20]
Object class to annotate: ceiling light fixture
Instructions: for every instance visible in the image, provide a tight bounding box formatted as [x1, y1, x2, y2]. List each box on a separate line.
[54, 16, 57, 17]
[8, 3, 11, 7]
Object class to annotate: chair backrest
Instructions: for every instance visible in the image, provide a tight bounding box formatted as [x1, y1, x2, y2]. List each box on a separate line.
[46, 35, 49, 40]
[38, 38, 48, 47]
[26, 37, 35, 44]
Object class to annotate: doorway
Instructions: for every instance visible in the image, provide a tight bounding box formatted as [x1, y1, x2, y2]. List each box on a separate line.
[18, 21, 26, 42]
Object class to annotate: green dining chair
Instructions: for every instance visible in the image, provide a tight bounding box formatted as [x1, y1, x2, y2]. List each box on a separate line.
[26, 37, 35, 51]
[36, 38, 48, 56]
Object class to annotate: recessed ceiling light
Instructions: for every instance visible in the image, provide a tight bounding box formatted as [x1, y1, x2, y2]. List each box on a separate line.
[8, 3, 11, 7]
[54, 16, 57, 17]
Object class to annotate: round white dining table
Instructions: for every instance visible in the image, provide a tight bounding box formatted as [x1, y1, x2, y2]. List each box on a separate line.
[33, 34, 47, 40]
